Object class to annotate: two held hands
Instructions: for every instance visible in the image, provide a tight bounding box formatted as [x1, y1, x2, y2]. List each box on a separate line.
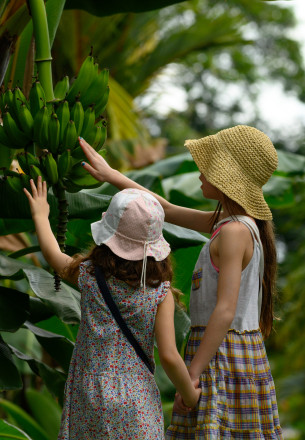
[173, 377, 201, 415]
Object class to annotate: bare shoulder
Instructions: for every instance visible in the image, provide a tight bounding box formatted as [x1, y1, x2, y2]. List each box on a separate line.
[218, 221, 253, 253]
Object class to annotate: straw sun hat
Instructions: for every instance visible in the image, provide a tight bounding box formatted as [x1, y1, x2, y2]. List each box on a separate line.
[185, 125, 278, 220]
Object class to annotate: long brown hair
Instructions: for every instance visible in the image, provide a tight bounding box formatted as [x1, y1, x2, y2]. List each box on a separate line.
[62, 244, 185, 308]
[210, 195, 277, 338]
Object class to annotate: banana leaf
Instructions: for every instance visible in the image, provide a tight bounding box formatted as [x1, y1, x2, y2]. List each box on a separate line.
[9, 345, 66, 406]
[25, 388, 62, 439]
[0, 419, 33, 440]
[64, 0, 187, 16]
[0, 336, 22, 390]
[23, 321, 74, 372]
[0, 398, 50, 440]
[0, 286, 30, 332]
[0, 254, 81, 324]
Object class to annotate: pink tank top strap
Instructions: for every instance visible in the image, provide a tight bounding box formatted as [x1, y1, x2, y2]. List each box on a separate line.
[211, 221, 230, 239]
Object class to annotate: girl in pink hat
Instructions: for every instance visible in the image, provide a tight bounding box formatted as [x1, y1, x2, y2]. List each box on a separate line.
[79, 125, 283, 440]
[24, 179, 201, 440]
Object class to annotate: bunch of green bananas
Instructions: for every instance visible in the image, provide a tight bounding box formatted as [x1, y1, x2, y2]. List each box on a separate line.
[0, 54, 109, 193]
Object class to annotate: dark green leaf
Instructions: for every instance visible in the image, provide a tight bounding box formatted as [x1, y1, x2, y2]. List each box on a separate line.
[24, 321, 74, 373]
[64, 0, 186, 17]
[0, 287, 30, 332]
[28, 297, 54, 324]
[0, 254, 81, 324]
[9, 345, 66, 406]
[0, 336, 22, 391]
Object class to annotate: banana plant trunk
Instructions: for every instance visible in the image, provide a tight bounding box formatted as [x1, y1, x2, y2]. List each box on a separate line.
[28, 0, 67, 289]
[27, 0, 54, 101]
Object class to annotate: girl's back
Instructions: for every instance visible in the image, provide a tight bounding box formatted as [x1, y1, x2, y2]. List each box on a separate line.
[58, 260, 169, 440]
[76, 260, 169, 374]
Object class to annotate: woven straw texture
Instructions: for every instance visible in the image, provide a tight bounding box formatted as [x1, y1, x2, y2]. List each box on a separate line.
[166, 327, 283, 440]
[185, 126, 278, 220]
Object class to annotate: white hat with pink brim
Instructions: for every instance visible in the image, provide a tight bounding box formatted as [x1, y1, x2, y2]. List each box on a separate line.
[91, 188, 171, 262]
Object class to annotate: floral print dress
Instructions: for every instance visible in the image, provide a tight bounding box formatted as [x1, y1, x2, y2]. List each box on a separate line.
[58, 260, 170, 440]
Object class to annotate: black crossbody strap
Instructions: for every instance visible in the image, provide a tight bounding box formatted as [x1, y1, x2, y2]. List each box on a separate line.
[94, 266, 155, 375]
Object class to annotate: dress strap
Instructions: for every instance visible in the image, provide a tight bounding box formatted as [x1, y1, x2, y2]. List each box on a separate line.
[215, 215, 264, 321]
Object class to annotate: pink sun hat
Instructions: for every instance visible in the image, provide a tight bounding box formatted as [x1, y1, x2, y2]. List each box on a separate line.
[91, 188, 171, 262]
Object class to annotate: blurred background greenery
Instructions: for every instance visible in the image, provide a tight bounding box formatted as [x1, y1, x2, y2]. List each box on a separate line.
[1, 0, 305, 438]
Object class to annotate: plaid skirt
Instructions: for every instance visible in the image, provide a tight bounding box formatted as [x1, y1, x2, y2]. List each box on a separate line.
[165, 327, 283, 440]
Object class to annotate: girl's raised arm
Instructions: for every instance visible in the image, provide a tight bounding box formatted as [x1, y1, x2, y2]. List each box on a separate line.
[79, 138, 214, 233]
[24, 177, 77, 284]
[154, 290, 201, 409]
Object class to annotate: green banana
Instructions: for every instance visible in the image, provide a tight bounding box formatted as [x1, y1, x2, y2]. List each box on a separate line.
[66, 55, 96, 104]
[0, 124, 10, 146]
[54, 76, 69, 100]
[2, 169, 20, 178]
[13, 87, 30, 115]
[67, 161, 102, 188]
[17, 152, 40, 174]
[81, 69, 109, 109]
[85, 124, 106, 151]
[29, 80, 46, 118]
[0, 88, 6, 114]
[4, 88, 15, 114]
[29, 165, 46, 182]
[33, 105, 49, 147]
[48, 112, 60, 154]
[80, 105, 96, 139]
[62, 120, 78, 151]
[70, 99, 84, 136]
[94, 86, 110, 116]
[20, 172, 31, 191]
[16, 102, 34, 137]
[58, 149, 72, 178]
[5, 175, 24, 193]
[56, 100, 70, 144]
[42, 152, 58, 184]
[17, 152, 31, 174]
[3, 111, 29, 148]
[70, 146, 86, 161]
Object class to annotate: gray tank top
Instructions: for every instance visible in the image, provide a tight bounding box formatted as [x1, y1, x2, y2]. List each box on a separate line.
[189, 215, 264, 332]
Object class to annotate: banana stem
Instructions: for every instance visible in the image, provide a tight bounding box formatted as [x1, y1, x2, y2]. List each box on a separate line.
[54, 184, 69, 290]
[27, 0, 54, 101]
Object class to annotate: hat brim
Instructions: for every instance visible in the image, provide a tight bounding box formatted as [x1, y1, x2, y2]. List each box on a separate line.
[185, 136, 273, 220]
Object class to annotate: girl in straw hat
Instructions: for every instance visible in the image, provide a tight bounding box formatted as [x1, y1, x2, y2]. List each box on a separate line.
[24, 180, 201, 440]
[78, 124, 283, 439]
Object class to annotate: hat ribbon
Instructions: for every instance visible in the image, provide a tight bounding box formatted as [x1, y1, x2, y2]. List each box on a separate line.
[140, 241, 149, 294]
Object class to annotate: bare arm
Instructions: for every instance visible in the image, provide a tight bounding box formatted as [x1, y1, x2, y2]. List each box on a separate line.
[155, 291, 201, 408]
[24, 177, 78, 284]
[79, 137, 214, 233]
[188, 223, 248, 380]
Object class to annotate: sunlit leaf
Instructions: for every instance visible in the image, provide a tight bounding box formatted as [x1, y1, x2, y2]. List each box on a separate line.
[0, 419, 33, 440]
[0, 398, 49, 440]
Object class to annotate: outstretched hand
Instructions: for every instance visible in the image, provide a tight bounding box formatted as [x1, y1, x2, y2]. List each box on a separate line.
[79, 137, 114, 182]
[23, 176, 49, 219]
